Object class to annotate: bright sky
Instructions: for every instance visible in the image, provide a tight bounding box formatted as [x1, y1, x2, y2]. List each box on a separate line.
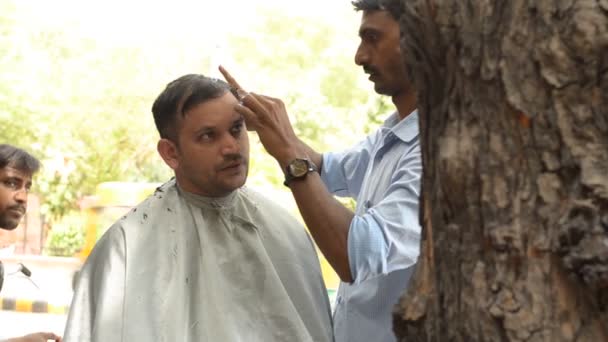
[19, 0, 357, 41]
[12, 0, 361, 80]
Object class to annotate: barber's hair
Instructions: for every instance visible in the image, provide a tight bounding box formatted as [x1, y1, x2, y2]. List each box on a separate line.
[0, 144, 40, 175]
[352, 0, 401, 21]
[152, 74, 237, 141]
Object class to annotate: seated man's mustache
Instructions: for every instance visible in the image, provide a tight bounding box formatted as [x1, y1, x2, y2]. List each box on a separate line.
[218, 154, 246, 169]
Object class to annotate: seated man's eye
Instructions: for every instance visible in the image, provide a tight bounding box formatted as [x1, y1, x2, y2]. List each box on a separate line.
[199, 132, 213, 141]
[231, 123, 244, 135]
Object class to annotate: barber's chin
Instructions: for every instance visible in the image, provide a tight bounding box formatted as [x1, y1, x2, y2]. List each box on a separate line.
[374, 83, 398, 97]
[374, 84, 389, 95]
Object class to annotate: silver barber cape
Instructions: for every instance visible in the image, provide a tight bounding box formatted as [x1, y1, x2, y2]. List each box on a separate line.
[64, 179, 333, 342]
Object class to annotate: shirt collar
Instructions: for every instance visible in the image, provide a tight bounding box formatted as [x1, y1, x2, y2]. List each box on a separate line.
[383, 110, 419, 143]
[177, 182, 238, 210]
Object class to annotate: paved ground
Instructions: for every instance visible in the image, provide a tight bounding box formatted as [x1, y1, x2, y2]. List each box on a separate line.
[1, 255, 77, 310]
[1, 255, 76, 339]
[0, 311, 66, 340]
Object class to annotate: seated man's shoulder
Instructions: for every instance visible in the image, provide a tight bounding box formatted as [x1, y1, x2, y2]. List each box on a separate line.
[239, 187, 308, 230]
[86, 180, 179, 262]
[240, 186, 314, 250]
[240, 186, 298, 218]
[116, 180, 179, 231]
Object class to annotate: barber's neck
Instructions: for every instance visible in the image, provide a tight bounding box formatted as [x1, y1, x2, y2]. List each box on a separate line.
[392, 89, 417, 121]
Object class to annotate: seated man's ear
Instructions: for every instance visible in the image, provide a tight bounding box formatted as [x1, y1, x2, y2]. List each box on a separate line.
[157, 139, 180, 171]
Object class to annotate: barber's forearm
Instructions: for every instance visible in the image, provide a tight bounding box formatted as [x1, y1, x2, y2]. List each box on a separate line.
[288, 172, 354, 283]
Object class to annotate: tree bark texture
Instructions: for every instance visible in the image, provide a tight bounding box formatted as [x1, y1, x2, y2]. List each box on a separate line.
[392, 0, 608, 341]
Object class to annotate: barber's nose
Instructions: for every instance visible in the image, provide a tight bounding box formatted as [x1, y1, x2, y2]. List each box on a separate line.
[355, 43, 368, 66]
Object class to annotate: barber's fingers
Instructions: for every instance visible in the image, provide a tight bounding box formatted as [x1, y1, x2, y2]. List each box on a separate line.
[218, 65, 251, 102]
[248, 93, 291, 116]
[256, 94, 283, 105]
[217, 66, 281, 111]
[253, 95, 293, 129]
[217, 66, 269, 112]
[40, 332, 61, 340]
[240, 92, 276, 120]
[253, 96, 293, 125]
[235, 102, 261, 131]
[19, 332, 62, 342]
[218, 65, 244, 91]
[235, 93, 284, 129]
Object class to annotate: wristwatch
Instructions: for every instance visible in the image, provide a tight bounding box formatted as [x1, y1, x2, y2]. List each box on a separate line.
[284, 158, 318, 187]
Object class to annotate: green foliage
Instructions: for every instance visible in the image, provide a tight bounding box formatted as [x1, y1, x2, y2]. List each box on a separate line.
[0, 0, 391, 224]
[0, 2, 172, 222]
[43, 211, 85, 257]
[364, 96, 394, 134]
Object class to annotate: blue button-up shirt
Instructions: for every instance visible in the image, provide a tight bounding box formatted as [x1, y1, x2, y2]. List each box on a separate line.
[321, 111, 421, 342]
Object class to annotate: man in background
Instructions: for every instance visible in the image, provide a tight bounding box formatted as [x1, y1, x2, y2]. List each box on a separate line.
[0, 144, 62, 342]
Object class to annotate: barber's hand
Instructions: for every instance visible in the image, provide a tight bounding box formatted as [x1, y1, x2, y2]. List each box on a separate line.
[7, 332, 62, 342]
[219, 65, 300, 166]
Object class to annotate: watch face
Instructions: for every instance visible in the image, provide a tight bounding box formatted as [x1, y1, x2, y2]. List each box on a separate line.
[289, 159, 309, 177]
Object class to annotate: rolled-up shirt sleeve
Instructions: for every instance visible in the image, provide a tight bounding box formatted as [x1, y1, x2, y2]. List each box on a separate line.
[321, 134, 377, 198]
[346, 146, 421, 284]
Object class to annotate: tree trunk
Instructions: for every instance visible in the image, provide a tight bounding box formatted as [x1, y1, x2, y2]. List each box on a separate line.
[392, 0, 608, 341]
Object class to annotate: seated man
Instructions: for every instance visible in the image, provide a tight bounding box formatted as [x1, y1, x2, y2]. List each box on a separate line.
[63, 75, 333, 342]
[0, 144, 62, 342]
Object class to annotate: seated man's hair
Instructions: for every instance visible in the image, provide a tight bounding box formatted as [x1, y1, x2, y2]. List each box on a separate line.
[152, 74, 237, 142]
[0, 144, 40, 174]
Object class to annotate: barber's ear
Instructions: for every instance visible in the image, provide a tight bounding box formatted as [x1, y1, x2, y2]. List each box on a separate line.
[157, 139, 180, 170]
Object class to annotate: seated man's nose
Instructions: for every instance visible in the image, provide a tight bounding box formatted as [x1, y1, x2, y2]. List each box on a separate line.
[222, 137, 239, 153]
